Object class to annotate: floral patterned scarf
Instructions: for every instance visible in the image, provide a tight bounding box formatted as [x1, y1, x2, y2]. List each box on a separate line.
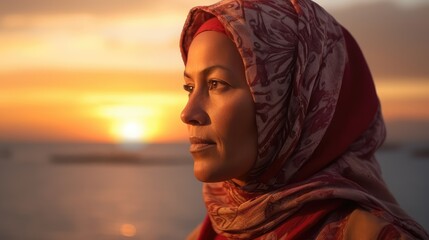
[180, 0, 428, 239]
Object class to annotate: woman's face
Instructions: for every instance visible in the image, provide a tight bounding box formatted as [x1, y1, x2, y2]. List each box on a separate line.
[181, 31, 258, 186]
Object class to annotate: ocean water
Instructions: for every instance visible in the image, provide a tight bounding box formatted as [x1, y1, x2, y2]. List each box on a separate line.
[0, 142, 428, 239]
[0, 143, 206, 240]
[376, 143, 429, 232]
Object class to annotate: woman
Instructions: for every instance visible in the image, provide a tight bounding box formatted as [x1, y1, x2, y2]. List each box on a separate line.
[180, 0, 429, 239]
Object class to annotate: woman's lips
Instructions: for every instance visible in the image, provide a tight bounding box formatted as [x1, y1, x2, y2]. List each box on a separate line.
[189, 137, 216, 153]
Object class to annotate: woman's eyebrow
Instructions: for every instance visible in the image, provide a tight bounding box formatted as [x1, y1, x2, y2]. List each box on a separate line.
[184, 65, 232, 79]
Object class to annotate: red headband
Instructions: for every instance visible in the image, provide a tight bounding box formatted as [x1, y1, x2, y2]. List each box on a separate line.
[193, 17, 226, 39]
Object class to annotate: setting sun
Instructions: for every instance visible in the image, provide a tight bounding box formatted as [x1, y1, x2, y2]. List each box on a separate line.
[97, 102, 162, 143]
[110, 119, 153, 143]
[118, 121, 144, 142]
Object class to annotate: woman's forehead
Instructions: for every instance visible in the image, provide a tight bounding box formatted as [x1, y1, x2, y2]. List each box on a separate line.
[185, 31, 243, 77]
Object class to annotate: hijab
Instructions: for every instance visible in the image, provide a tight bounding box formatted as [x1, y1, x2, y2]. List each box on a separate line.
[180, 0, 429, 239]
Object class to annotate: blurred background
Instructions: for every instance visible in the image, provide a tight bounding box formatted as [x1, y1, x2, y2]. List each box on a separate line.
[0, 0, 428, 239]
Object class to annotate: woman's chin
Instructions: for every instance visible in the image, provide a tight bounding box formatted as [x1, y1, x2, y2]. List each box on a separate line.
[193, 165, 225, 183]
[194, 171, 219, 183]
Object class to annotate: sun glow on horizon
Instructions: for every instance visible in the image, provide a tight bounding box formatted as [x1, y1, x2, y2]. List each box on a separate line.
[115, 121, 144, 143]
[102, 106, 161, 143]
[87, 93, 188, 143]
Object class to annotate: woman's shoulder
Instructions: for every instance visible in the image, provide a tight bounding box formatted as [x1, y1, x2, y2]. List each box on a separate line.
[186, 209, 414, 240]
[343, 208, 412, 240]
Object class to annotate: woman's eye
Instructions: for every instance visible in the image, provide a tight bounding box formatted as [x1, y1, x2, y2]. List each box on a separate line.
[183, 84, 194, 93]
[208, 80, 217, 90]
[208, 79, 224, 90]
[208, 79, 230, 93]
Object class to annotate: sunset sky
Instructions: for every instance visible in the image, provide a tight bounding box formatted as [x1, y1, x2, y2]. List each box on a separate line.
[0, 0, 428, 143]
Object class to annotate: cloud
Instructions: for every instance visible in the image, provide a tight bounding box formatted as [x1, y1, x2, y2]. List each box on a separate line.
[0, 12, 186, 71]
[0, 0, 426, 16]
[0, 0, 214, 71]
[0, 0, 214, 16]
[0, 0, 428, 77]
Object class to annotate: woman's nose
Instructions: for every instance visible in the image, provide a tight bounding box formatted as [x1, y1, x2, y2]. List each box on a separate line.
[180, 95, 210, 126]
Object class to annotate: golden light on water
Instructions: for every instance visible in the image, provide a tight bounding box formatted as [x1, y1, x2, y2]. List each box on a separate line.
[120, 224, 137, 237]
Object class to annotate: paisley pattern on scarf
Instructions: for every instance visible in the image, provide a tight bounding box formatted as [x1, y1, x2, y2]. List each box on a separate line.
[180, 0, 429, 239]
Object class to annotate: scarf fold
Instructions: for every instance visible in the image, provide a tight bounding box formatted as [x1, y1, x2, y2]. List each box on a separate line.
[180, 0, 429, 239]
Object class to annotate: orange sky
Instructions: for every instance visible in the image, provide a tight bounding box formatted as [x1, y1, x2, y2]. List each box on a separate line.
[0, 70, 188, 143]
[0, 6, 191, 143]
[0, 1, 428, 143]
